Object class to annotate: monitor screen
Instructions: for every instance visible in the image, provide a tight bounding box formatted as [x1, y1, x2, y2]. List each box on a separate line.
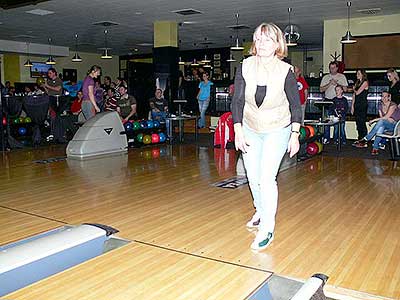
[30, 62, 51, 78]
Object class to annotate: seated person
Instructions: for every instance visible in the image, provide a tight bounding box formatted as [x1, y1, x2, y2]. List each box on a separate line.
[323, 85, 348, 144]
[148, 88, 168, 121]
[353, 91, 400, 155]
[70, 91, 83, 115]
[104, 88, 118, 112]
[116, 85, 137, 122]
[63, 80, 82, 97]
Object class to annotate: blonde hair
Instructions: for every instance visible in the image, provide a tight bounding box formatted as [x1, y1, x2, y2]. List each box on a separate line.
[249, 23, 287, 59]
[387, 68, 399, 82]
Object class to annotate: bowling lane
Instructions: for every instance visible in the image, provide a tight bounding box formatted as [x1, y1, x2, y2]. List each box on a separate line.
[0, 207, 64, 246]
[7, 242, 271, 300]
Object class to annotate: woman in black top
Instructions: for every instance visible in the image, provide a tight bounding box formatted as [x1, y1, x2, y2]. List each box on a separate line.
[387, 68, 400, 105]
[351, 69, 369, 140]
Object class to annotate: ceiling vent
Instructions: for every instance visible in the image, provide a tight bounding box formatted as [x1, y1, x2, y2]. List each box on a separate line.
[172, 8, 202, 16]
[356, 8, 381, 15]
[2, 0, 50, 9]
[227, 24, 250, 30]
[25, 9, 54, 15]
[92, 21, 120, 27]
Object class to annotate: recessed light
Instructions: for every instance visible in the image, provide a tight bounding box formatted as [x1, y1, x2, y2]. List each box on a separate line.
[26, 9, 55, 16]
[137, 43, 153, 46]
[135, 12, 143, 15]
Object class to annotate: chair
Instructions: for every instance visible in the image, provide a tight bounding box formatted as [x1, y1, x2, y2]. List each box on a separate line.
[377, 120, 400, 160]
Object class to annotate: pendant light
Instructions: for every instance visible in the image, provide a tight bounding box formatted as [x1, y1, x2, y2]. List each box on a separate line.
[191, 58, 199, 66]
[101, 30, 112, 59]
[226, 53, 236, 62]
[24, 42, 33, 67]
[284, 8, 300, 47]
[178, 57, 185, 65]
[230, 13, 244, 50]
[72, 34, 82, 62]
[341, 1, 357, 44]
[46, 37, 56, 65]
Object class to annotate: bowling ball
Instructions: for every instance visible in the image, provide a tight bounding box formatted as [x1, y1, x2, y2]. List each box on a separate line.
[299, 127, 307, 141]
[143, 135, 152, 144]
[306, 142, 319, 156]
[36, 77, 46, 86]
[124, 122, 133, 132]
[304, 126, 311, 139]
[140, 120, 147, 129]
[315, 141, 323, 153]
[305, 125, 315, 137]
[2, 117, 7, 126]
[158, 132, 166, 143]
[153, 120, 160, 128]
[152, 149, 160, 159]
[18, 127, 27, 135]
[137, 133, 144, 143]
[24, 117, 32, 123]
[147, 120, 154, 129]
[19, 117, 25, 123]
[151, 133, 160, 143]
[13, 118, 20, 124]
[133, 121, 140, 130]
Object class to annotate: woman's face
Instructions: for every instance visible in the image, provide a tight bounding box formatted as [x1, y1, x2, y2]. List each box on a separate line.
[254, 29, 278, 58]
[387, 72, 394, 82]
[356, 71, 362, 80]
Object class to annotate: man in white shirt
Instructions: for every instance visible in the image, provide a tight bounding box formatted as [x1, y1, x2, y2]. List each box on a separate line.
[320, 61, 348, 99]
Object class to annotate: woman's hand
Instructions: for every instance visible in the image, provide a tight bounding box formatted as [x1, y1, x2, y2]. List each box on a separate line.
[234, 124, 249, 153]
[94, 105, 100, 113]
[287, 133, 300, 158]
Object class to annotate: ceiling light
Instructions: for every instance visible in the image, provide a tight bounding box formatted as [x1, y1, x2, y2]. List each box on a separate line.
[341, 2, 357, 44]
[230, 13, 244, 51]
[101, 30, 112, 59]
[26, 9, 54, 16]
[231, 38, 244, 50]
[172, 8, 203, 16]
[284, 8, 300, 46]
[226, 54, 236, 62]
[46, 38, 56, 65]
[72, 34, 82, 62]
[24, 42, 33, 67]
[191, 59, 199, 66]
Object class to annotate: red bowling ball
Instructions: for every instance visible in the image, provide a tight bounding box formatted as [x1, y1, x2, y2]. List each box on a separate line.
[306, 142, 319, 156]
[151, 133, 160, 143]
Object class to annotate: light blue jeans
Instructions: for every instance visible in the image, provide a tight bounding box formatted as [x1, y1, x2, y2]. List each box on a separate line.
[365, 119, 396, 149]
[198, 98, 210, 128]
[242, 124, 291, 233]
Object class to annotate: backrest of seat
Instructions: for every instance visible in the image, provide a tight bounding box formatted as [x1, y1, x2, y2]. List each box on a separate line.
[394, 120, 400, 136]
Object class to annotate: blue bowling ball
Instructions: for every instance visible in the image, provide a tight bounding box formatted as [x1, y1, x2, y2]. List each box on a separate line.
[18, 127, 27, 135]
[124, 122, 133, 132]
[158, 132, 167, 143]
[153, 120, 160, 128]
[140, 120, 147, 129]
[147, 120, 154, 129]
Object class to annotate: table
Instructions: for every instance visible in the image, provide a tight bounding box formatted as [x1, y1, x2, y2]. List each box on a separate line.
[314, 101, 333, 119]
[305, 119, 342, 151]
[165, 115, 198, 143]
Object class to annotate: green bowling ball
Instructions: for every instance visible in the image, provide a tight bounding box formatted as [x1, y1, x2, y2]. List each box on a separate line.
[137, 133, 144, 143]
[13, 118, 20, 124]
[299, 126, 307, 141]
[24, 117, 32, 123]
[133, 121, 140, 130]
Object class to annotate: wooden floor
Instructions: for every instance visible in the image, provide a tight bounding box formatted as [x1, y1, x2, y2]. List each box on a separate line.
[1, 144, 400, 299]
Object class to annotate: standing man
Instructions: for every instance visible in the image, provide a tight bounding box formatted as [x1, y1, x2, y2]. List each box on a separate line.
[42, 68, 63, 141]
[320, 61, 348, 100]
[294, 66, 309, 125]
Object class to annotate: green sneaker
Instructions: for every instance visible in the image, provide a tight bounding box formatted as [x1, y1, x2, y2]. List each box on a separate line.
[251, 232, 274, 250]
